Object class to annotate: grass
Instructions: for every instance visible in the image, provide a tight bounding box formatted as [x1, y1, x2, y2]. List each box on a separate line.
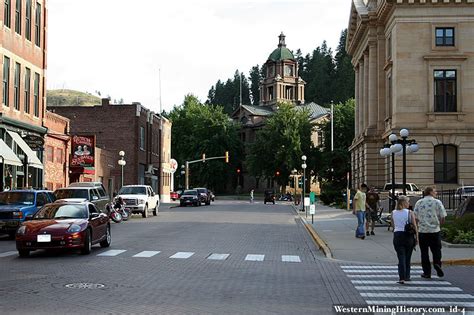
[47, 89, 101, 106]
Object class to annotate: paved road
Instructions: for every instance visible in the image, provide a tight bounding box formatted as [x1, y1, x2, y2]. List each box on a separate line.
[0, 200, 473, 314]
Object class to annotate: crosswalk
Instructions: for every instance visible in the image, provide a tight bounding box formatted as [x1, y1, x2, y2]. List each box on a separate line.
[341, 265, 474, 308]
[0, 249, 302, 263]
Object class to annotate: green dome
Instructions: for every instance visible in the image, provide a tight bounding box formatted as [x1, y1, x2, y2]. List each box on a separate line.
[268, 47, 295, 61]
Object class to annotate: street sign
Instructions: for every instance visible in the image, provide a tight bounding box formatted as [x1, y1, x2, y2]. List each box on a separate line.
[310, 192, 316, 204]
[304, 197, 310, 206]
[169, 159, 178, 174]
[309, 205, 315, 215]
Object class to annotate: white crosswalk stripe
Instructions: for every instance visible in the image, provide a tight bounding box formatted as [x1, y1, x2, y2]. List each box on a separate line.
[0, 251, 17, 257]
[245, 254, 265, 261]
[97, 250, 127, 257]
[281, 255, 301, 263]
[170, 252, 194, 259]
[342, 265, 474, 308]
[207, 253, 230, 260]
[133, 251, 161, 258]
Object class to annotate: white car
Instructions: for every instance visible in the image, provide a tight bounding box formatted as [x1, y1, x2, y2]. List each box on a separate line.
[383, 183, 421, 196]
[117, 185, 159, 218]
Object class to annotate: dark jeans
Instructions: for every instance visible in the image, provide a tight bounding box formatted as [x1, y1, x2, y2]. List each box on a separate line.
[419, 232, 442, 275]
[393, 232, 415, 281]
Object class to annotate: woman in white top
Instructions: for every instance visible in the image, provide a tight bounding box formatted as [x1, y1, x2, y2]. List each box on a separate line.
[392, 195, 419, 284]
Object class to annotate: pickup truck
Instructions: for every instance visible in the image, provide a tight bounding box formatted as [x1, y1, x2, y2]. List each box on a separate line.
[117, 185, 160, 218]
[0, 190, 56, 238]
[383, 183, 421, 196]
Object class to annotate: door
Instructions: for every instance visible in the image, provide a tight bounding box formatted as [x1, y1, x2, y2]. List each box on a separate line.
[88, 204, 104, 242]
[148, 187, 157, 208]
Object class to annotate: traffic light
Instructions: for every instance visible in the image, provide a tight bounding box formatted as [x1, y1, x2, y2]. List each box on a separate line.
[237, 168, 241, 174]
[225, 151, 229, 163]
[276, 171, 280, 176]
[202, 153, 206, 162]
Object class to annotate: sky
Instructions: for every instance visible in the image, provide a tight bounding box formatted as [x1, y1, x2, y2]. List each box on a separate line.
[47, 0, 351, 113]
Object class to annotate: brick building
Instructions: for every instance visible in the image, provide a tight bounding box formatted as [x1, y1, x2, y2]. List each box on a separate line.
[49, 99, 171, 200]
[43, 111, 69, 190]
[1, 0, 48, 190]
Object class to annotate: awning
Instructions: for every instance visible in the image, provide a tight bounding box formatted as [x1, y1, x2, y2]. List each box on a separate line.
[0, 139, 23, 166]
[6, 130, 43, 169]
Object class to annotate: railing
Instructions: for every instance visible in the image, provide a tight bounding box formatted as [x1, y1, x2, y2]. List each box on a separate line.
[436, 189, 474, 211]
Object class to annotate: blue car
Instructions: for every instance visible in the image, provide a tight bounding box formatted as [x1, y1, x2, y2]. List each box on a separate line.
[0, 190, 56, 238]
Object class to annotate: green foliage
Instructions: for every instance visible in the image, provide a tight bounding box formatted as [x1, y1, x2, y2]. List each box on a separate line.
[169, 95, 243, 193]
[47, 89, 101, 106]
[453, 231, 474, 245]
[246, 102, 313, 187]
[206, 70, 251, 114]
[441, 213, 474, 244]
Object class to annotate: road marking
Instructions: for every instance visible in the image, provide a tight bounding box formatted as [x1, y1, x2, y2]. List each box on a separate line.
[207, 253, 230, 260]
[170, 252, 194, 259]
[366, 300, 474, 308]
[361, 292, 473, 299]
[281, 255, 301, 263]
[97, 250, 127, 257]
[351, 280, 451, 285]
[347, 275, 440, 279]
[341, 265, 422, 269]
[133, 251, 161, 258]
[0, 251, 17, 257]
[355, 286, 462, 291]
[245, 254, 265, 261]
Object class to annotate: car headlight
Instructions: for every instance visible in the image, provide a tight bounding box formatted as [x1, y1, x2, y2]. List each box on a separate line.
[13, 211, 23, 219]
[67, 224, 82, 233]
[138, 199, 146, 205]
[17, 225, 27, 235]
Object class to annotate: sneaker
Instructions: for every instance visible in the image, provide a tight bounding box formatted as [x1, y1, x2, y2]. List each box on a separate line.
[366, 231, 370, 236]
[434, 264, 444, 277]
[370, 231, 375, 235]
[361, 236, 365, 240]
[420, 274, 431, 279]
[397, 280, 405, 284]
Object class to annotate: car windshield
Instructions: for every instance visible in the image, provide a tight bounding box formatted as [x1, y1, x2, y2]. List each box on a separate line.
[119, 187, 147, 195]
[183, 190, 197, 195]
[384, 184, 413, 190]
[33, 204, 87, 220]
[197, 189, 206, 193]
[0, 192, 35, 205]
[54, 189, 89, 200]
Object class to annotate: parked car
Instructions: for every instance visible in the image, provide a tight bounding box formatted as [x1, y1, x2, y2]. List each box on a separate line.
[171, 189, 183, 201]
[117, 185, 159, 218]
[69, 182, 108, 198]
[15, 200, 111, 257]
[0, 190, 55, 238]
[455, 186, 474, 199]
[383, 183, 421, 196]
[180, 190, 201, 207]
[264, 189, 276, 205]
[54, 187, 109, 213]
[195, 188, 211, 205]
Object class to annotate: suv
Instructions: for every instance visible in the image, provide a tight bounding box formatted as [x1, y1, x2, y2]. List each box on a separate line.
[264, 189, 276, 205]
[54, 187, 109, 213]
[383, 183, 421, 196]
[0, 190, 55, 238]
[117, 185, 159, 218]
[69, 182, 108, 196]
[195, 188, 211, 206]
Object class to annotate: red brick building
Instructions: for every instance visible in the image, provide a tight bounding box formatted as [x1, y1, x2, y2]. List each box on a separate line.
[1, 0, 48, 190]
[43, 111, 69, 190]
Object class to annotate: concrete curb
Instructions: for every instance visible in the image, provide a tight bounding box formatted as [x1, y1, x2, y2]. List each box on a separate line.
[300, 216, 333, 259]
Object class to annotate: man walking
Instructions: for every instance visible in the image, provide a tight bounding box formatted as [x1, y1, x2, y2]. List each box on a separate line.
[353, 183, 368, 239]
[250, 189, 254, 203]
[365, 187, 380, 236]
[414, 187, 447, 278]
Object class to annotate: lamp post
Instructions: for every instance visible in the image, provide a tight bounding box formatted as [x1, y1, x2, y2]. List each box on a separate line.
[180, 165, 185, 189]
[118, 151, 126, 188]
[301, 155, 307, 214]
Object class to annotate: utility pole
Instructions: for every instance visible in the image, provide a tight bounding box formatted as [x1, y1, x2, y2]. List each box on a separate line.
[239, 71, 242, 106]
[331, 101, 334, 152]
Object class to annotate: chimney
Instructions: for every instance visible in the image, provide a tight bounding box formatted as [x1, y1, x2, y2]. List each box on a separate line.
[101, 98, 110, 106]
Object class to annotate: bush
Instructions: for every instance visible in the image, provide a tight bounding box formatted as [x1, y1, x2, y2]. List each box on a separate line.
[441, 213, 474, 244]
[453, 231, 474, 245]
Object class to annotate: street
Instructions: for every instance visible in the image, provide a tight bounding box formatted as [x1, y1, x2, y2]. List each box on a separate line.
[1, 200, 473, 314]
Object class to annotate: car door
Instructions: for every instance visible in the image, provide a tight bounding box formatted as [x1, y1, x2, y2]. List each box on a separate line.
[147, 187, 157, 208]
[88, 204, 103, 243]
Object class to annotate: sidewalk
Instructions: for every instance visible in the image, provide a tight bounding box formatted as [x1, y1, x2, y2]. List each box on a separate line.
[304, 203, 474, 264]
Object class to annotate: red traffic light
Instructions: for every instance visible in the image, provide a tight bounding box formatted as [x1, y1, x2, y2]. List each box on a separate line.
[276, 171, 280, 176]
[237, 169, 241, 173]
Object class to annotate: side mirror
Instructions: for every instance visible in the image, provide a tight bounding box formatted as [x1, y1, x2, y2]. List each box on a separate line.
[90, 213, 100, 219]
[151, 192, 155, 197]
[92, 196, 99, 201]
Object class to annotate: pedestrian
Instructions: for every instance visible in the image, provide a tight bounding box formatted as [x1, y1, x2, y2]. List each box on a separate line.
[250, 189, 254, 203]
[392, 195, 418, 284]
[365, 186, 380, 236]
[414, 187, 447, 278]
[353, 183, 368, 239]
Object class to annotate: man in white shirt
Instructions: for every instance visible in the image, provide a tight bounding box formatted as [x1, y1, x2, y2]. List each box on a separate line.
[414, 187, 447, 278]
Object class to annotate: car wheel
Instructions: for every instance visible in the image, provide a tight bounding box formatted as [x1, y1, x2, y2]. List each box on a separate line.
[80, 229, 92, 255]
[142, 205, 148, 218]
[18, 250, 30, 258]
[206, 200, 210, 205]
[153, 204, 158, 216]
[100, 224, 111, 248]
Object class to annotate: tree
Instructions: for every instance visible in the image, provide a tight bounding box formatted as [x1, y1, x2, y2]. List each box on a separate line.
[246, 102, 313, 189]
[332, 29, 355, 104]
[206, 70, 251, 114]
[249, 65, 261, 105]
[169, 95, 243, 193]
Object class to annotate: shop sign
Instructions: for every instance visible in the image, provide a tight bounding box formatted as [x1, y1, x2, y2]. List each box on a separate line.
[23, 134, 44, 151]
[71, 135, 95, 167]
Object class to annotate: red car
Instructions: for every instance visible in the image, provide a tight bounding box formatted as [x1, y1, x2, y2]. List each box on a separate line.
[16, 200, 111, 257]
[171, 189, 183, 201]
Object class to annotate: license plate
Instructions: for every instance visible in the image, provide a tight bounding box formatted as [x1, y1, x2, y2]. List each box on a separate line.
[37, 234, 51, 242]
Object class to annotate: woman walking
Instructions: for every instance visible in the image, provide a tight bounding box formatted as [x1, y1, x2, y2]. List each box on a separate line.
[392, 195, 418, 284]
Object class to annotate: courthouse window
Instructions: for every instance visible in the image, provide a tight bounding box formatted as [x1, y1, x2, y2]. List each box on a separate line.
[435, 28, 454, 46]
[434, 70, 456, 112]
[434, 145, 457, 184]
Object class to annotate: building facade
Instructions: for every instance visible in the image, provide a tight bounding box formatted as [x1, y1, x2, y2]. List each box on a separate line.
[43, 111, 69, 190]
[347, 0, 474, 190]
[49, 99, 172, 200]
[1, 0, 47, 190]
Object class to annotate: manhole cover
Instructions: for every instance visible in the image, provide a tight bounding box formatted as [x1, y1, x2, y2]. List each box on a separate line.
[64, 283, 106, 289]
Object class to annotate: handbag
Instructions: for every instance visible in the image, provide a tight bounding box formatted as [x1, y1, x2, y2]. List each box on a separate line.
[404, 210, 416, 235]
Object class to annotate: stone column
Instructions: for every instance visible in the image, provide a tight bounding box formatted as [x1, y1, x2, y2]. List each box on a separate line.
[363, 51, 369, 132]
[354, 66, 359, 136]
[368, 43, 378, 128]
[358, 58, 365, 133]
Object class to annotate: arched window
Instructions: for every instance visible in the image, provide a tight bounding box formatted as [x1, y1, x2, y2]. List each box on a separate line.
[434, 145, 457, 183]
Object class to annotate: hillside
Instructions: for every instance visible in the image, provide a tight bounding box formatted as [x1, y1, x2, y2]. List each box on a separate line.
[47, 89, 101, 107]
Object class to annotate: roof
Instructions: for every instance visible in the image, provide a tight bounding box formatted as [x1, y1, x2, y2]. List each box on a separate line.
[240, 105, 274, 117]
[268, 32, 295, 62]
[294, 102, 330, 120]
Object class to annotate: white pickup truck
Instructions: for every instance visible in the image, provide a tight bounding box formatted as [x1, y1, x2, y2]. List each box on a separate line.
[117, 185, 160, 218]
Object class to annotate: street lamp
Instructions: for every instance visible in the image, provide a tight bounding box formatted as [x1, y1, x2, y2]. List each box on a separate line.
[180, 165, 185, 189]
[301, 155, 307, 213]
[118, 151, 126, 188]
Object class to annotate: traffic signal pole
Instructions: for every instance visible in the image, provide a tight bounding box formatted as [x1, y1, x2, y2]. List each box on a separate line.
[185, 152, 229, 190]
